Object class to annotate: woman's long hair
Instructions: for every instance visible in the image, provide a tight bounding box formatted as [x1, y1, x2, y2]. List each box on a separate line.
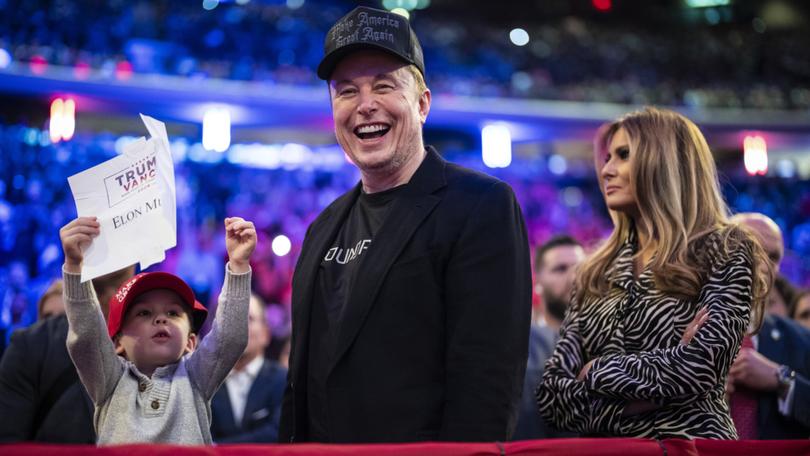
[576, 107, 770, 330]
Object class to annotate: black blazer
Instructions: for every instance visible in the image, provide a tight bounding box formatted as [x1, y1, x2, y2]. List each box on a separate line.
[756, 315, 810, 439]
[211, 359, 287, 443]
[279, 147, 532, 443]
[0, 314, 95, 443]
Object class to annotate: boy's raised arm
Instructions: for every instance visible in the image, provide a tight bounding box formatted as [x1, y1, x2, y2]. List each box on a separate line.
[60, 217, 125, 404]
[187, 217, 256, 398]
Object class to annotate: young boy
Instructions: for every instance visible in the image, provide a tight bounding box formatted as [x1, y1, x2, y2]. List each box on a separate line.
[60, 216, 256, 445]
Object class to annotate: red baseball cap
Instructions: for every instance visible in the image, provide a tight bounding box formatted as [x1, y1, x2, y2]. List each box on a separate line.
[106, 272, 208, 338]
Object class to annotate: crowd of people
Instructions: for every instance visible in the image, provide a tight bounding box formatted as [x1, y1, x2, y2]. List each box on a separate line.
[2, 0, 809, 109]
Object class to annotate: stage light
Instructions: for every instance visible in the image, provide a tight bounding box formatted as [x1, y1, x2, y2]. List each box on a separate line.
[73, 61, 91, 79]
[202, 0, 219, 10]
[202, 107, 231, 153]
[0, 48, 11, 69]
[49, 98, 76, 143]
[23, 128, 39, 146]
[776, 159, 795, 179]
[481, 124, 512, 168]
[287, 0, 305, 9]
[115, 60, 133, 80]
[114, 136, 138, 155]
[272, 235, 292, 257]
[509, 28, 530, 46]
[562, 187, 583, 207]
[548, 154, 567, 175]
[686, 0, 730, 7]
[49, 99, 63, 143]
[62, 99, 76, 141]
[511, 71, 533, 92]
[30, 55, 48, 75]
[280, 143, 309, 166]
[743, 135, 768, 175]
[592, 0, 612, 12]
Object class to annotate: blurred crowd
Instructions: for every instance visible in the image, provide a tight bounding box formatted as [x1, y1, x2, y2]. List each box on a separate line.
[2, 0, 809, 109]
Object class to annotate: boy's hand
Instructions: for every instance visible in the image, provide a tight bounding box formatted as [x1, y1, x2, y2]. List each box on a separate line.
[225, 217, 256, 273]
[60, 217, 100, 274]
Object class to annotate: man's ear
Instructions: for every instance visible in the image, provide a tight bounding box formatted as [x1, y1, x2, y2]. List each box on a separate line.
[185, 333, 198, 355]
[418, 88, 431, 125]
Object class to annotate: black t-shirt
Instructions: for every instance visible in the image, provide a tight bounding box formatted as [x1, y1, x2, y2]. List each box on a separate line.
[307, 184, 405, 441]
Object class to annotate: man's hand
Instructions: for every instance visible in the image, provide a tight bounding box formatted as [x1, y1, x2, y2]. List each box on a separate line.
[225, 217, 257, 274]
[59, 217, 100, 274]
[680, 306, 709, 346]
[729, 347, 780, 392]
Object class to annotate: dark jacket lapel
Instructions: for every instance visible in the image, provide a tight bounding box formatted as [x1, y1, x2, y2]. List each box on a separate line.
[289, 185, 361, 383]
[756, 316, 780, 427]
[329, 147, 447, 375]
[757, 316, 781, 363]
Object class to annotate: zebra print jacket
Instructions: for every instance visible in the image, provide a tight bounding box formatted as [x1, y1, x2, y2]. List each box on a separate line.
[536, 229, 755, 439]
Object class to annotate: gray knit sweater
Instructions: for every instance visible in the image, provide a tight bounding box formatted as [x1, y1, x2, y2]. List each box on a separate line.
[64, 265, 251, 445]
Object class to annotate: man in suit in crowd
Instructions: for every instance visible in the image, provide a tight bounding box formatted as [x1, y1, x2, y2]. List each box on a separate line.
[0, 266, 134, 443]
[513, 235, 584, 440]
[279, 6, 532, 444]
[211, 294, 286, 443]
[729, 213, 810, 439]
[37, 280, 65, 320]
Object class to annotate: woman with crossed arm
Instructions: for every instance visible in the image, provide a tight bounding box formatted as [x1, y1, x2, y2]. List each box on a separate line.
[536, 107, 771, 439]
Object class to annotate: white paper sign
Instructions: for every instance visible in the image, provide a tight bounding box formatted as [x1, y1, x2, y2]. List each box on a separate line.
[67, 114, 177, 282]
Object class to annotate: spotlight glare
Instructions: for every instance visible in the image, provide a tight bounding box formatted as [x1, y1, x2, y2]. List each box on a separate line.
[49, 98, 64, 143]
[272, 235, 292, 257]
[0, 48, 11, 69]
[509, 28, 530, 46]
[49, 98, 77, 143]
[481, 124, 512, 168]
[202, 107, 232, 153]
[743, 135, 768, 176]
[548, 154, 567, 175]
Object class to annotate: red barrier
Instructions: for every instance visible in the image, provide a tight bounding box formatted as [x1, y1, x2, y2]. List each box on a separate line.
[3, 439, 810, 456]
[693, 439, 810, 456]
[506, 438, 664, 455]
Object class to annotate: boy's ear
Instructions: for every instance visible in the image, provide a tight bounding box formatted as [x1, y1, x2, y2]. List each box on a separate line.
[185, 333, 198, 355]
[113, 335, 126, 356]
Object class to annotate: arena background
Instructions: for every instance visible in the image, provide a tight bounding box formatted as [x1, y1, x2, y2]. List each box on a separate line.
[1, 0, 809, 350]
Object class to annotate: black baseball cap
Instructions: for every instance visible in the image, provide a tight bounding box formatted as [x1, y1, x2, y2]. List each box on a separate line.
[317, 6, 425, 81]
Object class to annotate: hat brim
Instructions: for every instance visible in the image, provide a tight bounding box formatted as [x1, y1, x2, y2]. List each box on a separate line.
[317, 42, 417, 80]
[107, 272, 208, 338]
